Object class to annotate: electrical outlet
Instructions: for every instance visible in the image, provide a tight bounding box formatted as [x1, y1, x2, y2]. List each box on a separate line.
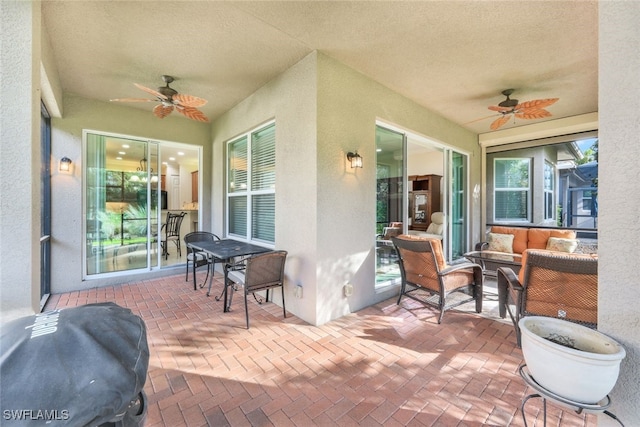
[344, 283, 353, 297]
[295, 284, 303, 299]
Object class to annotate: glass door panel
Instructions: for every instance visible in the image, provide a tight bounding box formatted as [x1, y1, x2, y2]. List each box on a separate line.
[85, 133, 158, 276]
[375, 126, 405, 287]
[447, 149, 468, 260]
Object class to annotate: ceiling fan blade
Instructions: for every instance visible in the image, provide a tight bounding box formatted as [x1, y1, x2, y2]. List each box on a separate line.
[490, 115, 511, 130]
[176, 106, 209, 122]
[153, 104, 174, 119]
[134, 83, 168, 100]
[172, 93, 208, 108]
[514, 109, 553, 120]
[463, 113, 500, 125]
[488, 105, 514, 113]
[515, 98, 559, 111]
[110, 97, 155, 103]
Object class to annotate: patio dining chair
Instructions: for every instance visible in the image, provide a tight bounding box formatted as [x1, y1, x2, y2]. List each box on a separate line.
[225, 250, 288, 329]
[497, 249, 598, 347]
[391, 235, 483, 323]
[160, 211, 186, 260]
[184, 231, 221, 291]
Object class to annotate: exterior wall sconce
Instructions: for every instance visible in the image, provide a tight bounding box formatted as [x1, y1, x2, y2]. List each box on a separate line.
[347, 152, 363, 168]
[59, 156, 72, 173]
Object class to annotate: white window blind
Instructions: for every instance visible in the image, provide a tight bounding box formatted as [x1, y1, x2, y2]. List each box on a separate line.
[494, 158, 530, 221]
[227, 122, 276, 244]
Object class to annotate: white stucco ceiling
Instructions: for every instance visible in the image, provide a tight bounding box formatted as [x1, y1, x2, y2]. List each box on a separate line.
[42, 1, 598, 135]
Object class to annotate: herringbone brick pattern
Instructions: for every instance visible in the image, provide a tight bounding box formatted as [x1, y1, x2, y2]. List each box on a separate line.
[46, 273, 595, 426]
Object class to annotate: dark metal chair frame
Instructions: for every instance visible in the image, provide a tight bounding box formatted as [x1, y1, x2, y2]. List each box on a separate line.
[497, 249, 598, 347]
[225, 250, 288, 329]
[392, 235, 483, 324]
[184, 231, 221, 291]
[161, 212, 186, 260]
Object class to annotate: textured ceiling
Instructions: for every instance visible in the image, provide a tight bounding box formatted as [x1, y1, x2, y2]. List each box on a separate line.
[42, 1, 598, 135]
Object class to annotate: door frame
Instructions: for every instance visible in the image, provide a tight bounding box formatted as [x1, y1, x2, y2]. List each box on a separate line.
[81, 129, 202, 279]
[376, 121, 471, 261]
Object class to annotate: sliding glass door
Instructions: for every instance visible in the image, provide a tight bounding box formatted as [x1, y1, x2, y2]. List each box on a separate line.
[374, 123, 471, 276]
[375, 126, 405, 286]
[446, 149, 469, 259]
[84, 132, 160, 277]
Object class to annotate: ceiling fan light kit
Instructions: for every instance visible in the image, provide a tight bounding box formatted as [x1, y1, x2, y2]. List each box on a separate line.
[110, 75, 209, 123]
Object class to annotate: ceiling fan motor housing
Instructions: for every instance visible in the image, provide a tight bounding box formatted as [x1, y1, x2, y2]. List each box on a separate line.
[157, 86, 177, 100]
[158, 75, 177, 100]
[498, 88, 518, 108]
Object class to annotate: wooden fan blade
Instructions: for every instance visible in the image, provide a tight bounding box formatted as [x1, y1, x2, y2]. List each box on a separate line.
[490, 115, 511, 130]
[488, 105, 514, 113]
[172, 93, 208, 108]
[176, 106, 209, 122]
[514, 109, 552, 120]
[134, 83, 168, 100]
[110, 97, 155, 103]
[515, 98, 559, 111]
[153, 104, 174, 119]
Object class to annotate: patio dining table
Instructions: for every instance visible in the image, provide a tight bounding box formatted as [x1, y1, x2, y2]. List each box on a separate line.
[187, 239, 271, 312]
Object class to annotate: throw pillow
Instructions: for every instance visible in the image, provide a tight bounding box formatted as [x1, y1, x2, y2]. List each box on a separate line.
[546, 237, 579, 253]
[487, 233, 514, 253]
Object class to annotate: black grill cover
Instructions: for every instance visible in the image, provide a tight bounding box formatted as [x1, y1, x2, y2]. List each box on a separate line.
[1, 303, 149, 426]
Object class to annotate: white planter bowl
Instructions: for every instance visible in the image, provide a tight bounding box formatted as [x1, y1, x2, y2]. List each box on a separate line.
[519, 316, 626, 404]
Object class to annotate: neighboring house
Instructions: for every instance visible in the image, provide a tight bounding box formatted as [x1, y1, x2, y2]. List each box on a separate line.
[485, 140, 593, 228]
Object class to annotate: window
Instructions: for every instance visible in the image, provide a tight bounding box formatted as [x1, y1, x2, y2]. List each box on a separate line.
[485, 133, 598, 230]
[494, 158, 530, 222]
[227, 122, 275, 244]
[544, 161, 555, 220]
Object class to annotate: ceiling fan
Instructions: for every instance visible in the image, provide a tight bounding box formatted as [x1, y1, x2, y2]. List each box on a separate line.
[470, 89, 559, 130]
[110, 75, 209, 122]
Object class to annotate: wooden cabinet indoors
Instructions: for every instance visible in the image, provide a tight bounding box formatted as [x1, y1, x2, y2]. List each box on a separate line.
[409, 174, 441, 231]
[191, 171, 198, 203]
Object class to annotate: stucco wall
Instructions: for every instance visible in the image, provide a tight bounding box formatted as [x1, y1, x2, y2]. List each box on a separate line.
[0, 1, 42, 321]
[211, 51, 479, 326]
[315, 54, 479, 324]
[49, 95, 211, 293]
[211, 52, 320, 325]
[599, 2, 640, 423]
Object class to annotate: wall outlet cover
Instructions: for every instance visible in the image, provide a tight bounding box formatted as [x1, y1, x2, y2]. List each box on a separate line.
[344, 283, 353, 297]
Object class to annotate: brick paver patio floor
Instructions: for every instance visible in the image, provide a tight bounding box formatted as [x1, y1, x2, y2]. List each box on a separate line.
[46, 273, 595, 426]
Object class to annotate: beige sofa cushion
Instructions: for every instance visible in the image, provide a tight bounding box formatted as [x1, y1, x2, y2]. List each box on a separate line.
[546, 237, 579, 253]
[487, 233, 514, 253]
[528, 228, 577, 250]
[490, 226, 528, 254]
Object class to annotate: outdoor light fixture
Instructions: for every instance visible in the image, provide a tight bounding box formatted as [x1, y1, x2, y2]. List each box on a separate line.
[59, 156, 72, 172]
[347, 152, 363, 168]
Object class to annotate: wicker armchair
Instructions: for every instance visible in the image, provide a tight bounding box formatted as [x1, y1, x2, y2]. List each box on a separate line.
[391, 235, 483, 323]
[497, 249, 598, 347]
